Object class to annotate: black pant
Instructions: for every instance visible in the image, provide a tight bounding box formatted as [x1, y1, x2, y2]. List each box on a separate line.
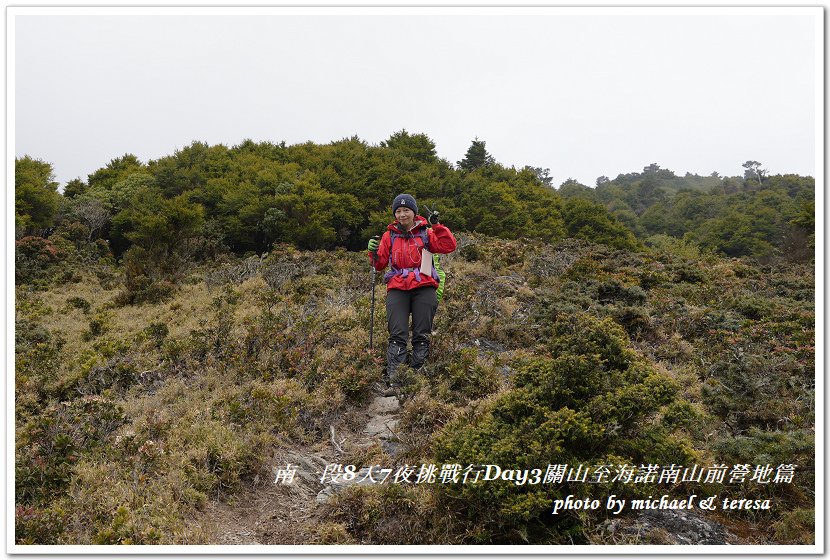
[386, 287, 438, 375]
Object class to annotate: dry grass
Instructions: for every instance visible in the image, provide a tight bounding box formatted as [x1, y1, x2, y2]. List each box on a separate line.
[15, 235, 816, 545]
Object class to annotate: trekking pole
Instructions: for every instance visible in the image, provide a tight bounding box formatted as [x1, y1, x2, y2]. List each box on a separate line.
[369, 235, 380, 350]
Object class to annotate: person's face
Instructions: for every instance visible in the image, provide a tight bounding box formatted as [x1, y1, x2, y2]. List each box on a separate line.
[395, 206, 415, 227]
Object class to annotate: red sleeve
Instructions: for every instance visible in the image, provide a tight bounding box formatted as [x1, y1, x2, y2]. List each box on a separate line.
[368, 231, 391, 270]
[428, 224, 457, 254]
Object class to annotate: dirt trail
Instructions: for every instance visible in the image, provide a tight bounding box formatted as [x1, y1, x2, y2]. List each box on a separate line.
[197, 389, 743, 546]
[199, 390, 401, 544]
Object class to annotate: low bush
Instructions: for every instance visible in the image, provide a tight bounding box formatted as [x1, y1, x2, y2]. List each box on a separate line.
[439, 348, 501, 403]
[13, 231, 814, 544]
[16, 397, 126, 507]
[432, 315, 695, 543]
[15, 504, 68, 544]
[772, 509, 815, 544]
[65, 296, 92, 313]
[115, 274, 175, 306]
[597, 279, 647, 305]
[16, 236, 67, 285]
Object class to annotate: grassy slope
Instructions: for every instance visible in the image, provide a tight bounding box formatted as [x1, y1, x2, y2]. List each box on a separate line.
[15, 234, 815, 544]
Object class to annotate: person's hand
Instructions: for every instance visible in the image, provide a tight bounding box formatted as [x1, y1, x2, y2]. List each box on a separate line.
[424, 204, 440, 225]
[367, 237, 380, 252]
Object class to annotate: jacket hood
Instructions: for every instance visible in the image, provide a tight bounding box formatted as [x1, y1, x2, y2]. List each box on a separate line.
[388, 216, 428, 234]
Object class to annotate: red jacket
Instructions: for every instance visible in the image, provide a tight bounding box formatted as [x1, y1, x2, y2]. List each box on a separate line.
[369, 217, 457, 291]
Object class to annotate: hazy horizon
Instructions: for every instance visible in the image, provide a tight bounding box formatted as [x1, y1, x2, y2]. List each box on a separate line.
[13, 8, 819, 189]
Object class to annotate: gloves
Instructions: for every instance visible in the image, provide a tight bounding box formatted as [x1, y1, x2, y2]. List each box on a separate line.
[367, 238, 379, 252]
[424, 204, 440, 225]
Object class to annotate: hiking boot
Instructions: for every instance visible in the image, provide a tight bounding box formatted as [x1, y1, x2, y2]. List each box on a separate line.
[382, 385, 400, 398]
[411, 340, 430, 370]
[386, 341, 407, 384]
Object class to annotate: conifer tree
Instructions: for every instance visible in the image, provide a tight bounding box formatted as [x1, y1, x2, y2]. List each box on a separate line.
[457, 138, 495, 171]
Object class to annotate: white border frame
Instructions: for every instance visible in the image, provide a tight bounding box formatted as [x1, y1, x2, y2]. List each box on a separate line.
[6, 5, 824, 556]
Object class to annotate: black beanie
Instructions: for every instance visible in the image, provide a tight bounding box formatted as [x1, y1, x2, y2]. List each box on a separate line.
[392, 193, 418, 216]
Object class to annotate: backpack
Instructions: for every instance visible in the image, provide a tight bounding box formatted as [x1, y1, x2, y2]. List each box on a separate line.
[384, 228, 447, 303]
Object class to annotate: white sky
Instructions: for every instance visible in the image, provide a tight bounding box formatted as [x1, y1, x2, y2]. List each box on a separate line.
[12, 8, 819, 188]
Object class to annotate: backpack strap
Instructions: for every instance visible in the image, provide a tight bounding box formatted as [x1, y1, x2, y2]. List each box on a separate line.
[384, 228, 438, 284]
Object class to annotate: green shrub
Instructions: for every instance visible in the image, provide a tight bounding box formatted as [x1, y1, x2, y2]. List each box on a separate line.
[247, 380, 301, 429]
[701, 347, 805, 430]
[670, 262, 707, 284]
[91, 505, 162, 544]
[16, 236, 67, 285]
[324, 484, 454, 544]
[115, 274, 175, 306]
[15, 504, 68, 544]
[16, 292, 54, 319]
[65, 296, 92, 313]
[161, 338, 189, 373]
[713, 428, 813, 472]
[330, 364, 375, 401]
[15, 321, 65, 401]
[772, 509, 815, 544]
[661, 400, 716, 438]
[396, 389, 457, 459]
[711, 429, 813, 524]
[143, 322, 169, 348]
[82, 311, 112, 341]
[54, 221, 91, 246]
[645, 234, 702, 260]
[79, 357, 139, 395]
[597, 279, 647, 305]
[432, 315, 692, 543]
[611, 305, 654, 338]
[16, 397, 126, 505]
[732, 295, 773, 320]
[441, 348, 501, 402]
[637, 267, 671, 290]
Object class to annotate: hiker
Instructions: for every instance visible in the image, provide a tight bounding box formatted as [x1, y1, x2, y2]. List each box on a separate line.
[367, 194, 457, 389]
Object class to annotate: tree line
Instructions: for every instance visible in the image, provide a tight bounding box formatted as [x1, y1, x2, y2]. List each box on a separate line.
[16, 131, 813, 285]
[559, 162, 814, 261]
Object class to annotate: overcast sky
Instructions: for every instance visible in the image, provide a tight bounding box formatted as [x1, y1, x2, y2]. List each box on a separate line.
[13, 8, 819, 189]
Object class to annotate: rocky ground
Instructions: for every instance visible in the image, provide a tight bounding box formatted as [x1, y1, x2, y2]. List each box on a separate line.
[197, 386, 747, 547]
[199, 387, 402, 544]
